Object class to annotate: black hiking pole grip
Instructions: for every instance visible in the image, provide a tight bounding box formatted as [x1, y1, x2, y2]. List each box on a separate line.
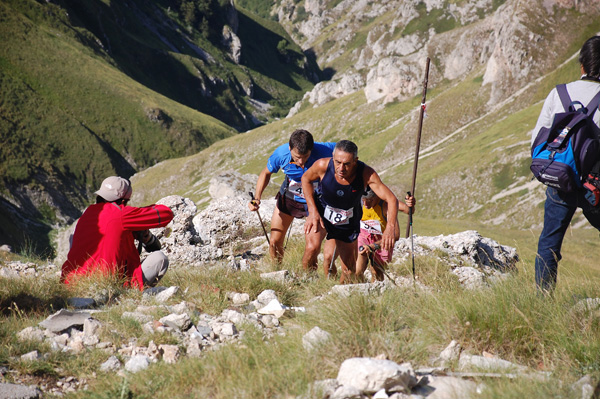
[405, 57, 430, 239]
[249, 192, 270, 245]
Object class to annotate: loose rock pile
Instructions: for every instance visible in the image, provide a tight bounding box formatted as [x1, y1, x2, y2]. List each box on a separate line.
[146, 195, 519, 291]
[9, 287, 294, 397]
[300, 335, 556, 399]
[151, 194, 304, 268]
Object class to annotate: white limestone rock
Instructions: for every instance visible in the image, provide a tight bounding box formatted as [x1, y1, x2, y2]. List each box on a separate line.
[260, 270, 290, 283]
[412, 375, 480, 399]
[17, 327, 46, 342]
[228, 292, 250, 305]
[83, 318, 102, 337]
[100, 356, 122, 372]
[125, 355, 150, 373]
[159, 313, 192, 331]
[302, 326, 332, 351]
[337, 358, 417, 394]
[159, 344, 180, 364]
[438, 340, 462, 367]
[21, 351, 42, 362]
[458, 353, 527, 373]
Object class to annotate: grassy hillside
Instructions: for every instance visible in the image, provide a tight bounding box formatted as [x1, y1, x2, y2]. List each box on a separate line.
[0, 0, 236, 253]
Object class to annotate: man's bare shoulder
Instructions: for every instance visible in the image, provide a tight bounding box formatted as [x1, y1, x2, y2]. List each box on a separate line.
[362, 163, 378, 180]
[311, 157, 331, 171]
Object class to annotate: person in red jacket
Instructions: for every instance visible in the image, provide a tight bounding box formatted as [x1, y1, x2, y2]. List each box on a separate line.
[61, 176, 174, 290]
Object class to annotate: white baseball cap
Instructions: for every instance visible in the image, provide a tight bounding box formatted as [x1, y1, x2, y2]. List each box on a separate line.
[95, 176, 132, 202]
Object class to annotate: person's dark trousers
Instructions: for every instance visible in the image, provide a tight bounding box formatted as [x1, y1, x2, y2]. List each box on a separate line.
[535, 187, 600, 291]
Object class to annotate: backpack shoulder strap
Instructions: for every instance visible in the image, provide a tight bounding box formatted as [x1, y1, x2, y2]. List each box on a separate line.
[556, 84, 572, 112]
[591, 160, 600, 175]
[586, 89, 600, 117]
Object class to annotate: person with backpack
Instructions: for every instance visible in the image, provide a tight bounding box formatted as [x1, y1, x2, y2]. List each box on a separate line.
[532, 36, 600, 292]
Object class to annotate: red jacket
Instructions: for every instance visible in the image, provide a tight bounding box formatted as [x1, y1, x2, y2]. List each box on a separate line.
[61, 202, 174, 290]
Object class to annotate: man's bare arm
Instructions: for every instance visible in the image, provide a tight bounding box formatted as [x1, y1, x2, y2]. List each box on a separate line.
[301, 158, 329, 234]
[364, 167, 398, 252]
[249, 166, 273, 211]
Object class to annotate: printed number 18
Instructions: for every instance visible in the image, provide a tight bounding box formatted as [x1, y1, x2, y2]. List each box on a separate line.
[328, 210, 343, 223]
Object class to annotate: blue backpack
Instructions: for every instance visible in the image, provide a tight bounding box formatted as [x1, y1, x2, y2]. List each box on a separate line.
[530, 84, 600, 192]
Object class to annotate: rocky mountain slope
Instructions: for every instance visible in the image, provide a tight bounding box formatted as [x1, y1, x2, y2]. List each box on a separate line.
[2, 0, 599, 256]
[130, 0, 600, 237]
[279, 0, 595, 110]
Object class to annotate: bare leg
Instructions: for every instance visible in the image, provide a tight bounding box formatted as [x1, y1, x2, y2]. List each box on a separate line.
[269, 207, 294, 263]
[356, 251, 369, 281]
[372, 249, 391, 282]
[302, 227, 327, 271]
[337, 240, 359, 284]
[370, 261, 386, 282]
[322, 239, 338, 277]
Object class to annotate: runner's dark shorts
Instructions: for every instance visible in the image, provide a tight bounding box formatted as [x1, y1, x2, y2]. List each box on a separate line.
[276, 192, 308, 219]
[315, 200, 360, 243]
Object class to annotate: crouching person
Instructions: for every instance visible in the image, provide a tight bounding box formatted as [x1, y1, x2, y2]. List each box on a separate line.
[61, 176, 174, 290]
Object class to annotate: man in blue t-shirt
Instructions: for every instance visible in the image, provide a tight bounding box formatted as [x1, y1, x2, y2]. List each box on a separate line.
[248, 129, 336, 268]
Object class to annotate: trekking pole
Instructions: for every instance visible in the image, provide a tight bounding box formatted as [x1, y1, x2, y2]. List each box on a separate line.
[407, 191, 415, 283]
[359, 244, 398, 286]
[328, 245, 337, 276]
[405, 56, 430, 239]
[249, 192, 270, 245]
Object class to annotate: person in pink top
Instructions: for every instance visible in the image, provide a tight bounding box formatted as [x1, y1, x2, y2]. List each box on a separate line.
[61, 176, 174, 290]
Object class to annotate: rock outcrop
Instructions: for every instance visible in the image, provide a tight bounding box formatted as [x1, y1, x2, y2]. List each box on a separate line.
[221, 25, 242, 64]
[281, 0, 600, 110]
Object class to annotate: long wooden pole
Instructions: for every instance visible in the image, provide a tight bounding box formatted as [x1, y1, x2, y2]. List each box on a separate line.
[405, 57, 431, 239]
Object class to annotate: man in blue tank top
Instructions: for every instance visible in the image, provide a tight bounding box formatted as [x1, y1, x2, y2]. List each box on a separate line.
[248, 129, 336, 266]
[301, 140, 405, 283]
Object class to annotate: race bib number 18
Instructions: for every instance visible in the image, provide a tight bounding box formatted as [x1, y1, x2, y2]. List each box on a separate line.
[324, 205, 353, 225]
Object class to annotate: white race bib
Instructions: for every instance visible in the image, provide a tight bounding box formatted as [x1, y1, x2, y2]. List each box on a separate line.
[286, 180, 317, 199]
[287, 179, 304, 198]
[360, 220, 382, 234]
[324, 205, 353, 225]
